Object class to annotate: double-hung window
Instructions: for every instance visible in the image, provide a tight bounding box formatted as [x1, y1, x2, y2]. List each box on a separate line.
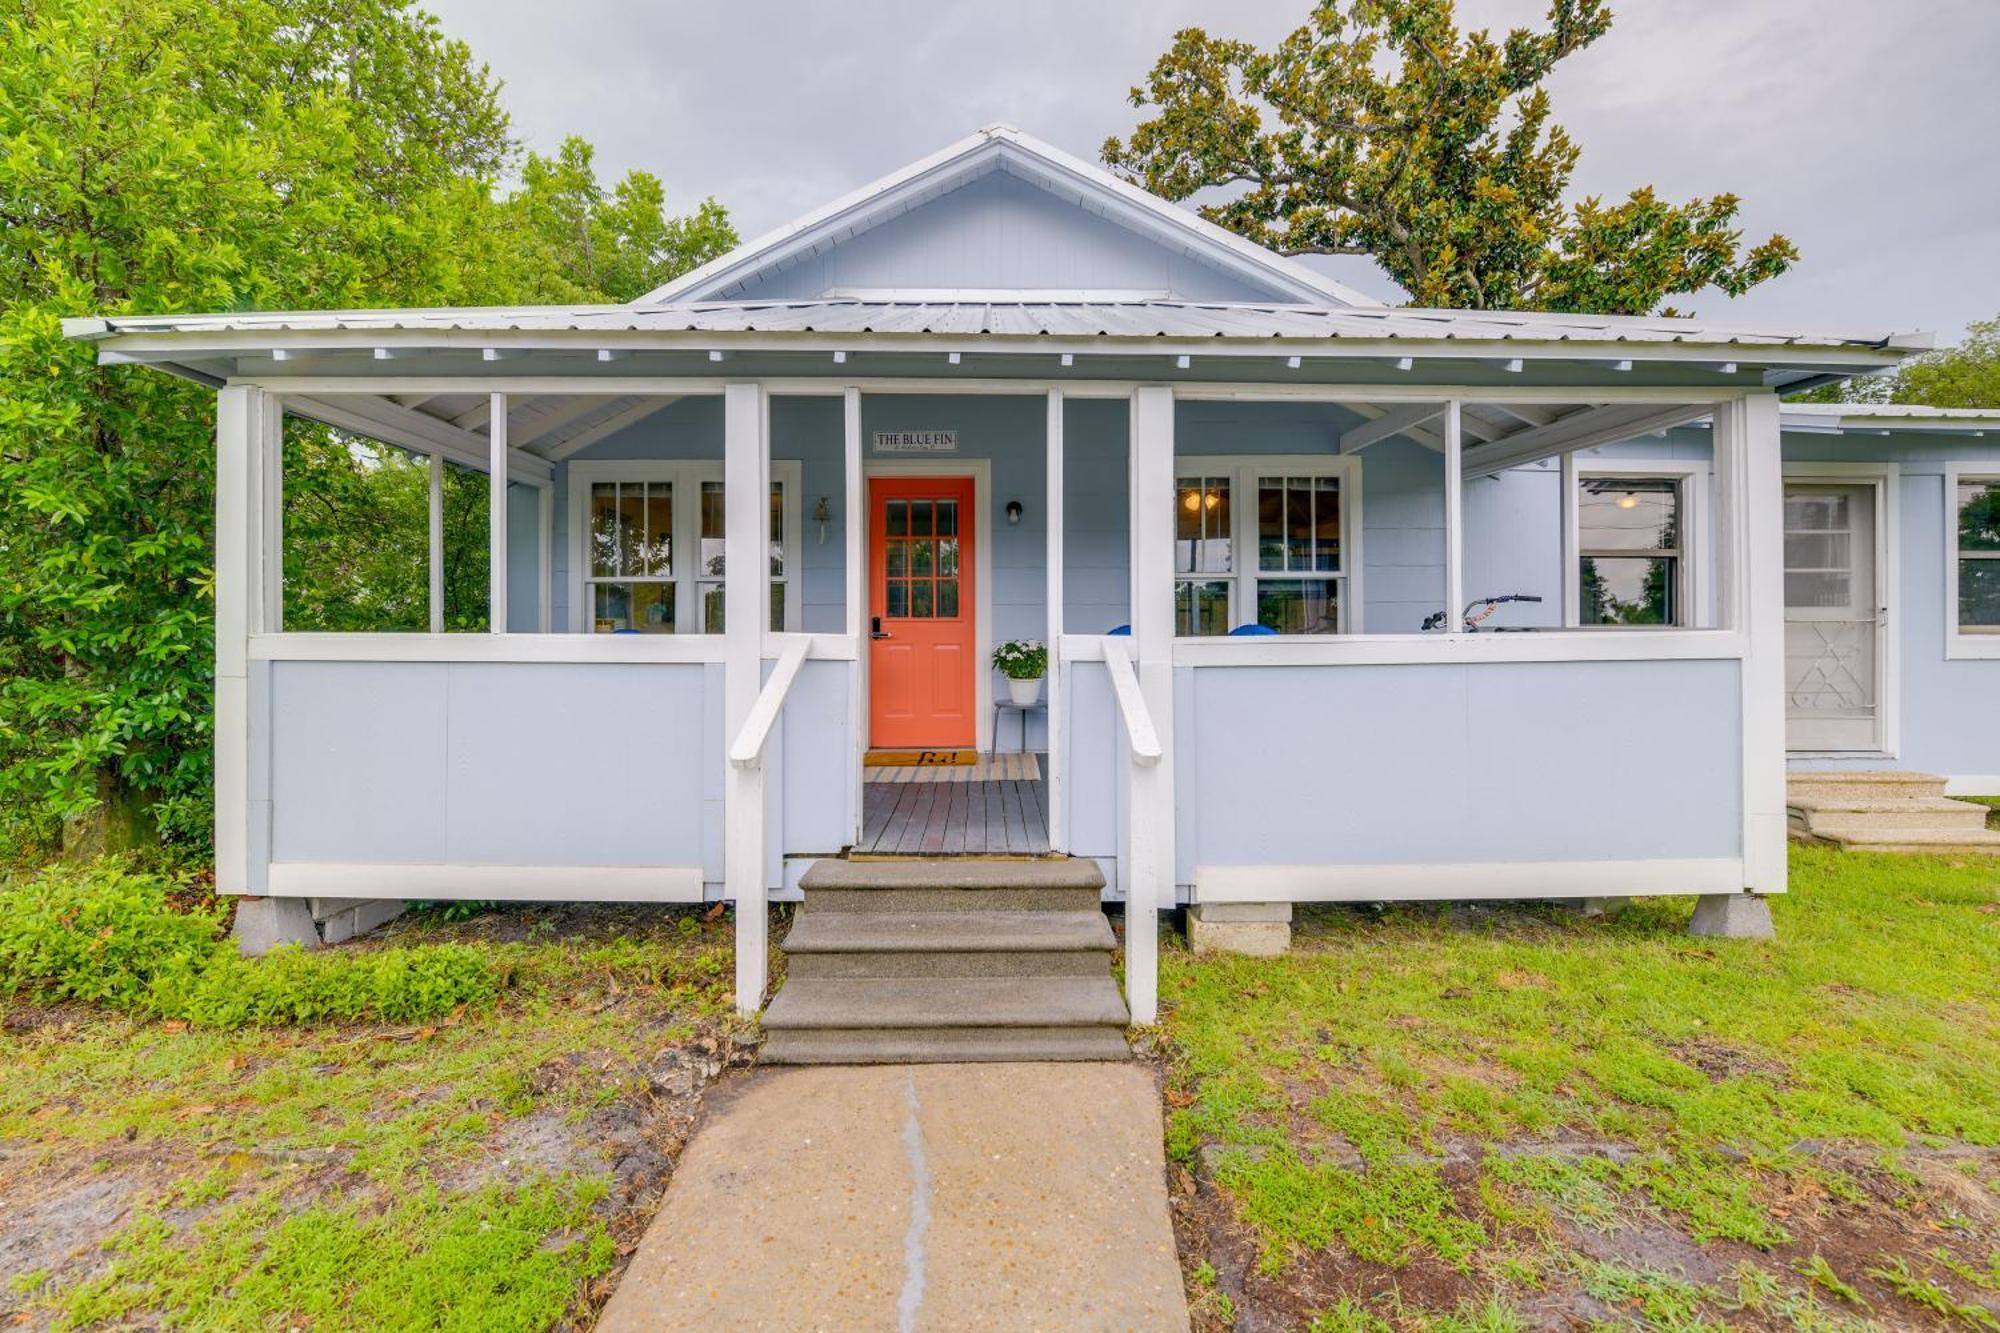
[1574, 470, 1695, 627]
[1953, 472, 2000, 638]
[1173, 457, 1356, 636]
[570, 460, 800, 634]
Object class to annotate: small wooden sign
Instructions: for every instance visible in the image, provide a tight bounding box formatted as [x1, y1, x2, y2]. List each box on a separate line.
[873, 430, 958, 454]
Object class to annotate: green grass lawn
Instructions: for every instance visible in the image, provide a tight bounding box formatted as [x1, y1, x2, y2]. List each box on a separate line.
[0, 904, 747, 1331]
[1159, 846, 2000, 1331]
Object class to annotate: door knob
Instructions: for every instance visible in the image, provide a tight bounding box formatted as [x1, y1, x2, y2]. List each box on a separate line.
[871, 615, 890, 640]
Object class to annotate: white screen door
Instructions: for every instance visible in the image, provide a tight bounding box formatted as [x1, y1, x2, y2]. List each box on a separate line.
[1783, 483, 1881, 751]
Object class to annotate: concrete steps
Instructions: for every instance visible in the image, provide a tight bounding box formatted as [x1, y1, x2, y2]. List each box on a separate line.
[762, 858, 1130, 1065]
[1788, 771, 2000, 854]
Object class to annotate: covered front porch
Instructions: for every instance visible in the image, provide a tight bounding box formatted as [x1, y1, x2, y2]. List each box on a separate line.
[66, 301, 1908, 1022]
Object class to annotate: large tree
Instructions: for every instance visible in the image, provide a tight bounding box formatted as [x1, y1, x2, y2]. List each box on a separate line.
[0, 0, 733, 858]
[1102, 0, 1797, 314]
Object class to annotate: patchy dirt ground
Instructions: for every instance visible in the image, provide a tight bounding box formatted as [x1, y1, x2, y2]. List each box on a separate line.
[1156, 848, 2000, 1332]
[0, 903, 762, 1331]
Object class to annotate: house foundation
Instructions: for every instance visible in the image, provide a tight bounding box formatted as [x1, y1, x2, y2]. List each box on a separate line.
[232, 896, 408, 955]
[1186, 902, 1293, 956]
[1687, 893, 1775, 940]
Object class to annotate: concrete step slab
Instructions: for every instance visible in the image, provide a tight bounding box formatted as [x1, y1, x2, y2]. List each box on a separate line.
[1815, 829, 2000, 855]
[806, 885, 1102, 914]
[762, 976, 1131, 1031]
[1787, 771, 1949, 801]
[782, 909, 1116, 954]
[787, 951, 1110, 979]
[761, 1026, 1131, 1064]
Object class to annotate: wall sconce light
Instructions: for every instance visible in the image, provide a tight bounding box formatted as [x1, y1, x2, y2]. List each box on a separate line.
[814, 496, 831, 544]
[1005, 500, 1023, 526]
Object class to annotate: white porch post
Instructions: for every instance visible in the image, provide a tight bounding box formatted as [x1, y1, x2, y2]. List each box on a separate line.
[1559, 449, 1581, 626]
[487, 392, 507, 633]
[1443, 400, 1465, 633]
[427, 452, 445, 633]
[1718, 393, 1789, 898]
[1045, 389, 1066, 852]
[843, 387, 865, 842]
[1125, 385, 1177, 1025]
[215, 385, 278, 894]
[536, 481, 553, 633]
[725, 382, 772, 1013]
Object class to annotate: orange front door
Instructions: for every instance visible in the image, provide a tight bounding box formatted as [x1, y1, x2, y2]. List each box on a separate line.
[869, 476, 976, 748]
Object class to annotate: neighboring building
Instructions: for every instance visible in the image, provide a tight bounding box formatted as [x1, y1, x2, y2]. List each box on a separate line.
[67, 125, 1988, 1041]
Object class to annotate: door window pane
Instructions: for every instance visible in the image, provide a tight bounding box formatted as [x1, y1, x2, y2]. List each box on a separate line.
[935, 500, 957, 537]
[909, 581, 932, 617]
[937, 579, 959, 617]
[1580, 556, 1679, 626]
[886, 581, 908, 617]
[887, 500, 908, 537]
[1785, 570, 1852, 609]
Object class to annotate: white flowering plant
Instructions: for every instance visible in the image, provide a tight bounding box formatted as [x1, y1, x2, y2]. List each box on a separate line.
[990, 639, 1048, 680]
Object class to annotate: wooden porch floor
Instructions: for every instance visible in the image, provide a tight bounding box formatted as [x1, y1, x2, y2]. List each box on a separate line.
[857, 760, 1051, 855]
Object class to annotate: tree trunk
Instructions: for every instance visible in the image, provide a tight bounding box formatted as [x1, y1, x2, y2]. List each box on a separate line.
[61, 770, 158, 861]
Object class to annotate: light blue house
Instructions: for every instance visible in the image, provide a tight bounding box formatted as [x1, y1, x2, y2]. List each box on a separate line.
[66, 126, 1992, 1036]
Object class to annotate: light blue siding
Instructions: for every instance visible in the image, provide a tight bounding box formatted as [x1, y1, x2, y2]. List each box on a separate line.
[725, 170, 1284, 303]
[1780, 428, 2000, 778]
[1177, 659, 1743, 874]
[267, 660, 715, 874]
[506, 481, 540, 631]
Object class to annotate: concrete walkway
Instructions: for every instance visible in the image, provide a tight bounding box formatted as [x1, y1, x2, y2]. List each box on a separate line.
[597, 1063, 1189, 1332]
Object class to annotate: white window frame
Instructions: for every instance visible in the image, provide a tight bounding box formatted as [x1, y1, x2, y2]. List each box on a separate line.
[1173, 454, 1363, 637]
[567, 458, 801, 635]
[1565, 458, 1711, 629]
[1945, 464, 2000, 659]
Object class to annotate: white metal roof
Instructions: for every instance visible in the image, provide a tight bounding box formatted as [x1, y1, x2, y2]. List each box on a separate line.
[633, 124, 1382, 309]
[63, 297, 1927, 351]
[1781, 402, 2000, 432]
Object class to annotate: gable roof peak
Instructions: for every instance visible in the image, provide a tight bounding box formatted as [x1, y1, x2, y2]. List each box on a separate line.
[633, 124, 1380, 309]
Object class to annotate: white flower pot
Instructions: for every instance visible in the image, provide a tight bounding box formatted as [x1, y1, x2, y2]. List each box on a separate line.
[1006, 675, 1044, 706]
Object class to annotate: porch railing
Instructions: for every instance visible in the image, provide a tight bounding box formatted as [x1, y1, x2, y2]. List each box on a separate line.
[729, 636, 811, 769]
[1100, 638, 1162, 764]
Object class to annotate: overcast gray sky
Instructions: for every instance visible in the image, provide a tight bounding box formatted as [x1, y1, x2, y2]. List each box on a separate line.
[423, 0, 1997, 342]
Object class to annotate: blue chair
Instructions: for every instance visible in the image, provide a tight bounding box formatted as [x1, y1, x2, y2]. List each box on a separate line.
[1107, 624, 1131, 636]
[611, 627, 641, 635]
[1228, 623, 1278, 636]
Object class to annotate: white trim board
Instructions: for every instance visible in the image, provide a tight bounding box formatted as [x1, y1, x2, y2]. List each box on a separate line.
[1944, 464, 2000, 660]
[861, 457, 996, 752]
[264, 862, 706, 902]
[1193, 857, 1752, 903]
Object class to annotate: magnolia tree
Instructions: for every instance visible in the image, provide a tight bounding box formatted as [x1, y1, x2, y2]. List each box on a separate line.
[1102, 0, 1797, 315]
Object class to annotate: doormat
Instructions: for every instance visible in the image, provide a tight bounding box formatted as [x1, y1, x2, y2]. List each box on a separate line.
[865, 752, 1041, 783]
[863, 749, 981, 768]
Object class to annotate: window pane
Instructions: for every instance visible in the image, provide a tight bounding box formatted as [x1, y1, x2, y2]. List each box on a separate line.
[639, 482, 672, 577]
[700, 481, 725, 579]
[1175, 477, 1231, 575]
[1961, 559, 2000, 628]
[1959, 482, 2000, 552]
[937, 539, 959, 576]
[1257, 481, 1285, 570]
[1580, 478, 1680, 553]
[1783, 533, 1850, 571]
[886, 581, 908, 616]
[886, 542, 907, 577]
[912, 541, 933, 576]
[937, 579, 959, 617]
[1786, 491, 1851, 533]
[593, 581, 674, 633]
[1256, 579, 1338, 634]
[909, 501, 934, 536]
[1786, 570, 1851, 609]
[1311, 476, 1341, 571]
[704, 583, 724, 633]
[910, 580, 933, 617]
[770, 483, 784, 576]
[592, 581, 628, 632]
[590, 482, 620, 577]
[617, 485, 646, 578]
[1175, 580, 1230, 636]
[1580, 556, 1678, 625]
[935, 500, 957, 537]
[770, 582, 785, 632]
[887, 500, 908, 537]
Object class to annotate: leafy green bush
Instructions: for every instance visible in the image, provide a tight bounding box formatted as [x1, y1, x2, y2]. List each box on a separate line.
[0, 862, 502, 1026]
